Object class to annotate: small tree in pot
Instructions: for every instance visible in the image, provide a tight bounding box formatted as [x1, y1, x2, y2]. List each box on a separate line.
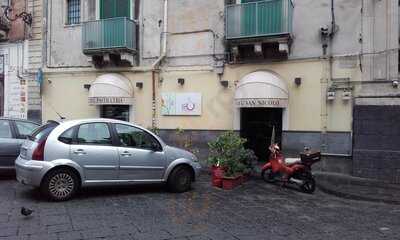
[208, 131, 255, 189]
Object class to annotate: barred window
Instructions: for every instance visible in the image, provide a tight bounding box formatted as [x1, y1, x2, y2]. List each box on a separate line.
[67, 0, 80, 25]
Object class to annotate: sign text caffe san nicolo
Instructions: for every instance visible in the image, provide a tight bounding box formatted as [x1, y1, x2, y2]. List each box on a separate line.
[235, 98, 288, 108]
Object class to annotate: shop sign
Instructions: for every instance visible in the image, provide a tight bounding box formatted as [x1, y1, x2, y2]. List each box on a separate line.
[88, 97, 133, 105]
[161, 93, 202, 116]
[235, 98, 288, 108]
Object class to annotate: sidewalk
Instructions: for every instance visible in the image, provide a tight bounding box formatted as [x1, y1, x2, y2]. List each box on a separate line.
[314, 171, 400, 205]
[250, 162, 400, 205]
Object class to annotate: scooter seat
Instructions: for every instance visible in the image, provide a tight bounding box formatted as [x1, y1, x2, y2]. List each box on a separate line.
[285, 158, 301, 165]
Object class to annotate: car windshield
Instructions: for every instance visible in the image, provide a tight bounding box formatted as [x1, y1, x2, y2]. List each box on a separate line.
[28, 122, 59, 142]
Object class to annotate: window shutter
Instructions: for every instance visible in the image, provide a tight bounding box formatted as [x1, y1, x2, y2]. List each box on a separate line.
[116, 0, 130, 18]
[100, 0, 130, 19]
[100, 0, 115, 19]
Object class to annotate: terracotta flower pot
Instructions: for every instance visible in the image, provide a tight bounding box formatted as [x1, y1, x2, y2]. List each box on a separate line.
[211, 165, 224, 188]
[222, 175, 242, 190]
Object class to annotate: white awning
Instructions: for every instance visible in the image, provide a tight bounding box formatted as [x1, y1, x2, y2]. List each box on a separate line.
[88, 73, 134, 105]
[235, 71, 289, 108]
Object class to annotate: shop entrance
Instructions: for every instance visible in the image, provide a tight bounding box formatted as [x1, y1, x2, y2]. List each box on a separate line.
[101, 105, 129, 122]
[240, 108, 283, 161]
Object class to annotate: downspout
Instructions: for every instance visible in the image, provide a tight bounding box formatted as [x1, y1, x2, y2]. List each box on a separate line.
[151, 0, 168, 128]
[321, 0, 337, 153]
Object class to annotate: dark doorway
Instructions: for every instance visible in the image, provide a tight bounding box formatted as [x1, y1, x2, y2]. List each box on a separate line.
[240, 108, 283, 161]
[0, 76, 3, 117]
[101, 105, 130, 122]
[0, 55, 4, 117]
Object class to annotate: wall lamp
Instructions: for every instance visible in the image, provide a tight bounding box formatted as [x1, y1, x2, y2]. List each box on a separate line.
[220, 80, 229, 88]
[83, 84, 91, 90]
[178, 78, 185, 86]
[136, 82, 143, 89]
[294, 77, 302, 86]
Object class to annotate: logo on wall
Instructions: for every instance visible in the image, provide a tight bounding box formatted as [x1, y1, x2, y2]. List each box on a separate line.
[161, 93, 202, 116]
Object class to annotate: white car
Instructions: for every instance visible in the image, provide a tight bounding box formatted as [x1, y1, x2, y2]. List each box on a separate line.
[16, 119, 201, 201]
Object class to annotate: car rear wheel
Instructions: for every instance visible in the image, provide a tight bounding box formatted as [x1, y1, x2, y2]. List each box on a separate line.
[41, 168, 79, 201]
[167, 166, 193, 193]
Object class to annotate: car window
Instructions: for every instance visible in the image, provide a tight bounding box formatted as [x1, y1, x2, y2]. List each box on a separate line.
[15, 121, 39, 137]
[0, 120, 12, 138]
[77, 123, 112, 145]
[30, 122, 58, 142]
[115, 124, 161, 150]
[58, 127, 75, 144]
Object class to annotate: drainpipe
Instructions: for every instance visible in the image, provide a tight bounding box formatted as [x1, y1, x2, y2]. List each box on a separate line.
[151, 0, 168, 128]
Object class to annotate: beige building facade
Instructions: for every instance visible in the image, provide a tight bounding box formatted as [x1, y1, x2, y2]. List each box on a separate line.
[41, 0, 400, 182]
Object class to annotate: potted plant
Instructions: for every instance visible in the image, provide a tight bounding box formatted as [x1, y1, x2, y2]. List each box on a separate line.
[208, 131, 254, 189]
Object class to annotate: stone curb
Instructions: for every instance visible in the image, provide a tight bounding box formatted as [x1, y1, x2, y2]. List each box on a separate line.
[314, 172, 400, 205]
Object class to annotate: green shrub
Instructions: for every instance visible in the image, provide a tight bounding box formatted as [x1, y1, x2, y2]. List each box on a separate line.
[207, 131, 257, 177]
[175, 128, 199, 156]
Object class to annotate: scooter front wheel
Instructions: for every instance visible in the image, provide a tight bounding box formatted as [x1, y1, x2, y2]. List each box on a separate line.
[301, 176, 316, 194]
[261, 168, 276, 183]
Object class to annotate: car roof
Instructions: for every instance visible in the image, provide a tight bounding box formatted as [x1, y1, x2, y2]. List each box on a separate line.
[57, 118, 151, 132]
[51, 118, 166, 146]
[60, 118, 135, 126]
[0, 117, 40, 125]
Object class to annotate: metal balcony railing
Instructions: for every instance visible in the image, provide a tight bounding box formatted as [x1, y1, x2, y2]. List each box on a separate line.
[82, 17, 136, 54]
[226, 0, 293, 40]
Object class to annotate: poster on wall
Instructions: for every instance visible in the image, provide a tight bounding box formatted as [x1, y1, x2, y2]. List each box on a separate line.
[161, 93, 202, 116]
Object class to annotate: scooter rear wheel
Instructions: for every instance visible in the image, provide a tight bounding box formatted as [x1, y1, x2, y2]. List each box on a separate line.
[261, 169, 276, 183]
[301, 176, 316, 194]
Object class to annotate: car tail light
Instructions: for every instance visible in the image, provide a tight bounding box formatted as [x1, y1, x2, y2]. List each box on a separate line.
[32, 139, 47, 161]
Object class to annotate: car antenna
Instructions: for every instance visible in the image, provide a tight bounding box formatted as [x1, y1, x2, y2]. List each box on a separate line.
[46, 100, 66, 121]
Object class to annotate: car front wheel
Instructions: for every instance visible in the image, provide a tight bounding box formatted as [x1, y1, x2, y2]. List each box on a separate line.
[167, 166, 193, 193]
[41, 168, 79, 201]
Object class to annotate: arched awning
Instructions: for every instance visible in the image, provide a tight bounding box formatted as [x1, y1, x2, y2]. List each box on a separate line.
[88, 73, 134, 105]
[235, 71, 289, 108]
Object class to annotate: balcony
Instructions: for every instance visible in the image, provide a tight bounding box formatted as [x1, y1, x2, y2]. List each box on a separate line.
[226, 0, 293, 40]
[225, 0, 293, 62]
[82, 17, 137, 66]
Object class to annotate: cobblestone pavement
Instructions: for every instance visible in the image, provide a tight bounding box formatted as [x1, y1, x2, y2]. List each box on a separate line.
[0, 174, 399, 240]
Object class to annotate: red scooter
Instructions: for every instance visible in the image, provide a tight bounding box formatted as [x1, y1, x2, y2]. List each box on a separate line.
[261, 144, 321, 193]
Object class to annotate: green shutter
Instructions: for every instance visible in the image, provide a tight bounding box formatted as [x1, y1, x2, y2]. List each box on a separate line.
[100, 0, 130, 19]
[240, 0, 283, 37]
[241, 0, 264, 3]
[116, 0, 130, 18]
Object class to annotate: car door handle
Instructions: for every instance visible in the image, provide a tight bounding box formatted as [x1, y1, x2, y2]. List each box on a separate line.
[73, 149, 87, 155]
[120, 151, 132, 157]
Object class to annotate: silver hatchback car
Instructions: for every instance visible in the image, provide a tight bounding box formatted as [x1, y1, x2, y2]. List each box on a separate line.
[15, 119, 201, 201]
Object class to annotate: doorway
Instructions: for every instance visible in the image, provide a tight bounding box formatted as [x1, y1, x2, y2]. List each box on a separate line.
[0, 77, 3, 116]
[240, 108, 283, 161]
[101, 105, 130, 122]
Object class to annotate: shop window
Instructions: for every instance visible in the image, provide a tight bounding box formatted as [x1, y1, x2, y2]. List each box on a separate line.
[67, 0, 80, 25]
